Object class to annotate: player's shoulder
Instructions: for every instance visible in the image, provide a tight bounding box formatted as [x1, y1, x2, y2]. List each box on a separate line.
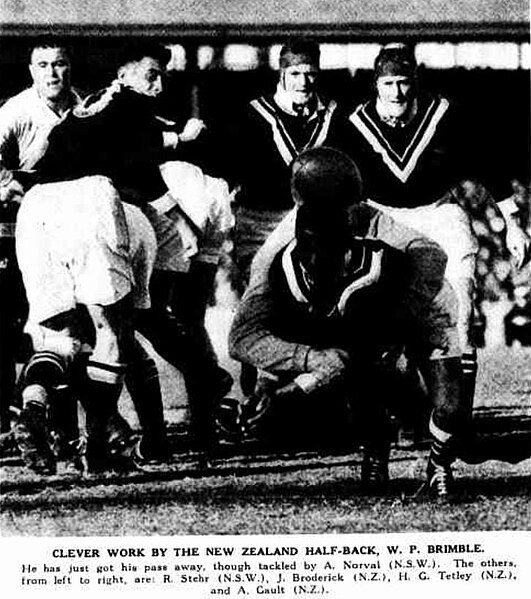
[0, 87, 36, 117]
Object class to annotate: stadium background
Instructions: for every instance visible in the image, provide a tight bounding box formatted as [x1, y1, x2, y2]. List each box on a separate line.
[1, 0, 529, 190]
[0, 0, 530, 536]
[1, 0, 530, 404]
[2, 0, 529, 297]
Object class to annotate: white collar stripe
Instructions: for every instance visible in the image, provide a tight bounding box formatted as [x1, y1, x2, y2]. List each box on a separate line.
[251, 97, 338, 167]
[309, 100, 337, 148]
[350, 98, 449, 183]
[255, 96, 299, 155]
[355, 98, 439, 165]
[281, 240, 309, 304]
[251, 98, 297, 165]
[337, 249, 383, 315]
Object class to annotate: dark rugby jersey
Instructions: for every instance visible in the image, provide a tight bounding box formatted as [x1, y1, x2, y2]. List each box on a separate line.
[347, 94, 466, 209]
[229, 94, 351, 210]
[268, 238, 411, 358]
[35, 87, 167, 204]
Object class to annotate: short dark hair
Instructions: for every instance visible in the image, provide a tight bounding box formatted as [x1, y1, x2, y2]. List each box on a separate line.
[116, 42, 171, 70]
[291, 147, 363, 209]
[279, 39, 320, 70]
[29, 36, 71, 63]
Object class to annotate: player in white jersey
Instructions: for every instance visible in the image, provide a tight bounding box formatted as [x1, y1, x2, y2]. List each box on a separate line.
[14, 174, 158, 474]
[0, 38, 82, 447]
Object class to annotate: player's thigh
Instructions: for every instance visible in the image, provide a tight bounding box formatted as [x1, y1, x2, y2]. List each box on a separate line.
[123, 203, 157, 310]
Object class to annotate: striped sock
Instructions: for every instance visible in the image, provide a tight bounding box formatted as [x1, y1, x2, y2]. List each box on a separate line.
[461, 350, 478, 412]
[428, 415, 453, 466]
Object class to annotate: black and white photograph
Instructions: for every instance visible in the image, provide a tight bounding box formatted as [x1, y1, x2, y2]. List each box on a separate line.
[0, 1, 530, 596]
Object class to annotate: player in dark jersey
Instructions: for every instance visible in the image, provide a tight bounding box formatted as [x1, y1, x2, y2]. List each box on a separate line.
[222, 38, 353, 399]
[229, 147, 465, 499]
[225, 39, 352, 288]
[345, 43, 529, 416]
[36, 42, 233, 454]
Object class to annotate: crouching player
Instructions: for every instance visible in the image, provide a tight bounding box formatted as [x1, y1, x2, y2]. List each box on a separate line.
[14, 174, 161, 474]
[229, 147, 466, 499]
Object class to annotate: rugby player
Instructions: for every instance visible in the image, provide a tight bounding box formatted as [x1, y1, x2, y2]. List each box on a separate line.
[0, 40, 168, 472]
[229, 147, 466, 499]
[345, 43, 529, 413]
[0, 38, 82, 450]
[221, 38, 353, 398]
[226, 38, 352, 288]
[37, 41, 233, 453]
[15, 175, 158, 474]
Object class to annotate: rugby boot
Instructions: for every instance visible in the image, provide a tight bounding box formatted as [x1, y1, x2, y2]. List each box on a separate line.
[130, 436, 171, 470]
[426, 454, 454, 500]
[48, 385, 80, 462]
[425, 428, 456, 500]
[0, 428, 18, 457]
[187, 368, 234, 453]
[13, 402, 56, 475]
[82, 382, 136, 474]
[361, 445, 390, 493]
[125, 348, 170, 462]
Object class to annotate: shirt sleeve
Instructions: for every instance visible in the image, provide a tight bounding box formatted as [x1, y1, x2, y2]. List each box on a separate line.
[0, 99, 18, 184]
[228, 252, 312, 376]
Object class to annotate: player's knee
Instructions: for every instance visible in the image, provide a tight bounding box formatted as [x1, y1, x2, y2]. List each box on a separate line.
[21, 350, 68, 390]
[21, 383, 48, 410]
[430, 402, 469, 436]
[86, 304, 122, 364]
[27, 323, 83, 363]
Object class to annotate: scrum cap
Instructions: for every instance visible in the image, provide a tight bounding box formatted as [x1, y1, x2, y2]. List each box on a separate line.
[279, 39, 320, 70]
[374, 43, 417, 79]
[291, 146, 363, 209]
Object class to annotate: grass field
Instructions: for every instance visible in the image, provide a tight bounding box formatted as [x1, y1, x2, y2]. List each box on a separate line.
[1, 297, 530, 537]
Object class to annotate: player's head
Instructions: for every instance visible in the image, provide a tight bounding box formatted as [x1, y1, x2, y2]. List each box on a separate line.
[292, 147, 364, 286]
[117, 42, 171, 98]
[29, 37, 71, 103]
[278, 39, 320, 107]
[291, 146, 363, 209]
[373, 43, 417, 119]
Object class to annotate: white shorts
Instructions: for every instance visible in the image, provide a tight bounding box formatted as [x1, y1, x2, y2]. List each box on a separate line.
[123, 203, 157, 310]
[16, 175, 133, 324]
[143, 203, 191, 273]
[367, 201, 478, 281]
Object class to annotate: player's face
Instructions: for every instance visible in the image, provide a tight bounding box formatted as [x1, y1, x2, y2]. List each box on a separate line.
[119, 57, 165, 98]
[297, 228, 350, 288]
[281, 64, 319, 106]
[29, 47, 71, 102]
[376, 75, 413, 117]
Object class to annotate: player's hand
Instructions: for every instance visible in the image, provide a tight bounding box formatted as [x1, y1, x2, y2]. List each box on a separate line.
[506, 221, 530, 269]
[179, 117, 206, 143]
[305, 347, 350, 389]
[0, 179, 24, 204]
